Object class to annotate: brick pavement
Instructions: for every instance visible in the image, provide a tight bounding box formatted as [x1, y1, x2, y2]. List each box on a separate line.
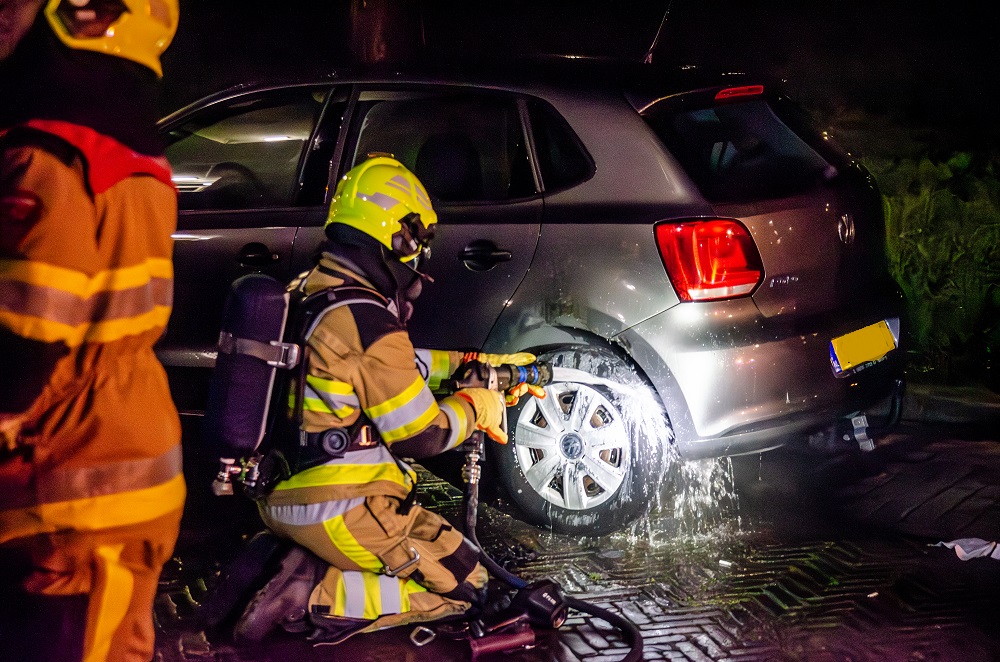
[155, 414, 1000, 661]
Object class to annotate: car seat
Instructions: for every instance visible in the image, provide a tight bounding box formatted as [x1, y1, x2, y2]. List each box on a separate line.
[415, 132, 483, 201]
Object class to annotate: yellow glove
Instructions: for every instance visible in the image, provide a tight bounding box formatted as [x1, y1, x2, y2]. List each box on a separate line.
[505, 382, 546, 407]
[471, 352, 537, 367]
[455, 387, 507, 444]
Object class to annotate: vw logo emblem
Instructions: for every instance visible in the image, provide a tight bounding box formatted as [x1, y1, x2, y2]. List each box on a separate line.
[560, 432, 585, 459]
[838, 213, 855, 245]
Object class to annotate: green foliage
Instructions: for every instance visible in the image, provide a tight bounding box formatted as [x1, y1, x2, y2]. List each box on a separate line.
[863, 153, 1000, 387]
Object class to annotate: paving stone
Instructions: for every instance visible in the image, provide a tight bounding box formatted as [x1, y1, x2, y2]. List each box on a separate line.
[156, 421, 1000, 661]
[576, 624, 613, 650]
[559, 631, 598, 657]
[676, 640, 717, 661]
[643, 634, 688, 645]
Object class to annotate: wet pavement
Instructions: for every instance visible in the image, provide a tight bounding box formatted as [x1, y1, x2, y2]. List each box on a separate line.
[155, 410, 1000, 661]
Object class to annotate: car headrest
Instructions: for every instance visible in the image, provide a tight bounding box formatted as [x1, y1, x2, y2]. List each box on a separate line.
[415, 132, 483, 201]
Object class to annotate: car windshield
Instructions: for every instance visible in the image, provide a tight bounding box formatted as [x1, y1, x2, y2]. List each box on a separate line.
[643, 97, 838, 202]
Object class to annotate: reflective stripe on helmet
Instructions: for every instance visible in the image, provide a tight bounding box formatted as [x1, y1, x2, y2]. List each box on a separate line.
[363, 191, 400, 212]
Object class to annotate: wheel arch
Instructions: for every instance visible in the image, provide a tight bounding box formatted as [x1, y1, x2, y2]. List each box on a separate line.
[487, 321, 688, 442]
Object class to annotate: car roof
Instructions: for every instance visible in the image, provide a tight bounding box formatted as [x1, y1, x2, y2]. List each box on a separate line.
[160, 56, 770, 126]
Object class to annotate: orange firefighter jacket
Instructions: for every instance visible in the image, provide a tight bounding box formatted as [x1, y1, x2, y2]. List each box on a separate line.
[263, 252, 478, 507]
[0, 119, 185, 544]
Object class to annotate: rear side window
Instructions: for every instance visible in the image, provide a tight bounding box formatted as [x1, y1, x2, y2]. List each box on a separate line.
[527, 99, 593, 193]
[644, 97, 838, 202]
[165, 88, 329, 211]
[349, 91, 535, 202]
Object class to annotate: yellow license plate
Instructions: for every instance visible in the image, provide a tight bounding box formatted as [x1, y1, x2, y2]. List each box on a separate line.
[830, 320, 897, 375]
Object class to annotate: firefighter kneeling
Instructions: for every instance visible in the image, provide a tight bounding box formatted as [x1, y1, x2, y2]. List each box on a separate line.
[232, 156, 540, 644]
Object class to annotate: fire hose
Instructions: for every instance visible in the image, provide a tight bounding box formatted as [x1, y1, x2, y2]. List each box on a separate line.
[440, 360, 644, 661]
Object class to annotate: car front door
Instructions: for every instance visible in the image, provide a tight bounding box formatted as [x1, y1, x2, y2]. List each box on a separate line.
[157, 85, 343, 411]
[333, 87, 543, 350]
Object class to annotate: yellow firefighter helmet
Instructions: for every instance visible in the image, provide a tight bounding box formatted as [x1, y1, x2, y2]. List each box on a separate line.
[44, 0, 179, 77]
[327, 156, 438, 263]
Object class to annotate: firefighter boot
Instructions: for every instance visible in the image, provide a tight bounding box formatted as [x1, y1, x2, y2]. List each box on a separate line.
[233, 545, 327, 644]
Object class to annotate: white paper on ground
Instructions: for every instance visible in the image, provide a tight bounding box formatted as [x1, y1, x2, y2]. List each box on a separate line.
[934, 538, 1000, 560]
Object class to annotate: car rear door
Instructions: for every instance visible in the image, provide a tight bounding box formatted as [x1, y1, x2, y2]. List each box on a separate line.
[300, 86, 543, 351]
[157, 85, 343, 411]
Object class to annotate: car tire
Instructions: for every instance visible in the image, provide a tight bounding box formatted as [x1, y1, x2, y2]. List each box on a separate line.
[490, 345, 672, 536]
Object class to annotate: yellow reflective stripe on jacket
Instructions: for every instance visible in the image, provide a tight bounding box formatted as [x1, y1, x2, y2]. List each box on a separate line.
[34, 445, 184, 505]
[439, 397, 469, 450]
[364, 375, 440, 443]
[402, 578, 426, 612]
[415, 348, 453, 392]
[272, 447, 416, 492]
[0, 257, 173, 297]
[297, 375, 359, 417]
[0, 473, 186, 544]
[0, 257, 173, 346]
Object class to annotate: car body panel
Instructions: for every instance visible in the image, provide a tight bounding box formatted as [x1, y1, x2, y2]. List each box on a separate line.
[409, 203, 542, 350]
[292, 201, 543, 351]
[618, 299, 902, 459]
[160, 217, 304, 365]
[157, 64, 904, 470]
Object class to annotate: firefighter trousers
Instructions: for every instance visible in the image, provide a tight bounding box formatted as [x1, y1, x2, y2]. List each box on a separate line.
[259, 494, 487, 627]
[0, 508, 183, 662]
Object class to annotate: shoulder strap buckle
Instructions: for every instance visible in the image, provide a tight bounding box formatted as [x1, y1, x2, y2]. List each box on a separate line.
[217, 332, 301, 369]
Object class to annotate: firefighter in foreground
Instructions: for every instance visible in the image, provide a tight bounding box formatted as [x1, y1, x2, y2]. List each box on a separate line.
[233, 156, 543, 643]
[0, 1, 183, 660]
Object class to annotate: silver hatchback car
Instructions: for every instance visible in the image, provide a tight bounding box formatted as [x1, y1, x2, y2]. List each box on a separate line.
[157, 61, 904, 535]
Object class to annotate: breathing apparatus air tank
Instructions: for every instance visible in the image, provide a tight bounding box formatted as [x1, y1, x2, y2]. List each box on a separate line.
[202, 273, 300, 469]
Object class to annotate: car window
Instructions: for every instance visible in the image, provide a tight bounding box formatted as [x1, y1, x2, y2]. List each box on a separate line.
[643, 97, 838, 202]
[349, 91, 536, 202]
[526, 98, 594, 192]
[165, 88, 329, 211]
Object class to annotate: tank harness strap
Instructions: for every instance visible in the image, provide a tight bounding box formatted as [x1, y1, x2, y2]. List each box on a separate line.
[217, 332, 301, 368]
[285, 282, 418, 513]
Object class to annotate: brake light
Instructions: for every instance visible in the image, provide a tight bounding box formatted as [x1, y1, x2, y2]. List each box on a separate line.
[655, 219, 763, 301]
[714, 85, 764, 101]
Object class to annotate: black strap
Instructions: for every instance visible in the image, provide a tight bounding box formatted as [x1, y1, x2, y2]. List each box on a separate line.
[384, 437, 418, 516]
[276, 280, 418, 509]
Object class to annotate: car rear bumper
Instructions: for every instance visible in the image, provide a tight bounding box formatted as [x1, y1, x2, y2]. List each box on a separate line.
[619, 299, 905, 460]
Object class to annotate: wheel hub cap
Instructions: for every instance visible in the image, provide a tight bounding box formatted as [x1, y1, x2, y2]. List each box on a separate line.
[560, 432, 585, 459]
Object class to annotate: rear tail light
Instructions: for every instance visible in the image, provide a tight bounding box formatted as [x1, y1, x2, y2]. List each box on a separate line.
[655, 219, 764, 301]
[714, 85, 765, 101]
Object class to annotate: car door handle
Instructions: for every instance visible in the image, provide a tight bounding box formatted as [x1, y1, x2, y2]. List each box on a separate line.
[458, 240, 512, 271]
[237, 242, 281, 267]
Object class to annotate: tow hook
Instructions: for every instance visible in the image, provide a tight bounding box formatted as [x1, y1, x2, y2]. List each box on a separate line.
[850, 414, 876, 452]
[841, 379, 905, 452]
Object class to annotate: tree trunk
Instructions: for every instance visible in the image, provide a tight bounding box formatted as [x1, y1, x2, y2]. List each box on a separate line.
[349, 0, 423, 65]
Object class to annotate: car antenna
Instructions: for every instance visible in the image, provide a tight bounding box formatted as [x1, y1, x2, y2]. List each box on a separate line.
[643, 0, 675, 64]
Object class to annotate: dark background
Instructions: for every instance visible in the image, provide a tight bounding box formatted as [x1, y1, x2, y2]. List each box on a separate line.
[160, 0, 999, 157]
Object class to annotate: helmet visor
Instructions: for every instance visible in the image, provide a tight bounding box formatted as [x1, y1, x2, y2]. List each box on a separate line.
[51, 0, 127, 39]
[392, 212, 436, 261]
